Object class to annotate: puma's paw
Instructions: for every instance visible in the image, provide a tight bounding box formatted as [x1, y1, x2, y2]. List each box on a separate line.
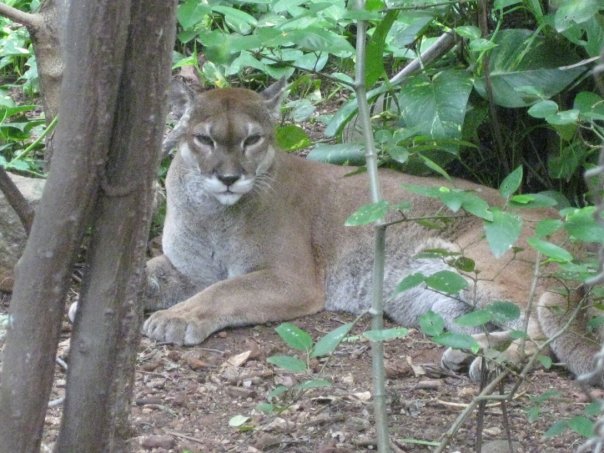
[142, 309, 210, 346]
[441, 347, 498, 382]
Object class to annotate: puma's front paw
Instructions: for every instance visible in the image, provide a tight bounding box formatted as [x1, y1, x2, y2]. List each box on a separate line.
[142, 309, 211, 346]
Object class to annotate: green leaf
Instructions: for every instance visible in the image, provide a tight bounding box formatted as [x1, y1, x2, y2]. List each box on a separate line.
[311, 323, 353, 358]
[537, 354, 552, 369]
[177, 0, 211, 29]
[455, 25, 481, 40]
[432, 332, 480, 353]
[526, 237, 573, 263]
[455, 309, 492, 328]
[419, 311, 445, 337]
[365, 11, 398, 88]
[275, 124, 312, 152]
[450, 256, 475, 273]
[526, 406, 540, 423]
[267, 355, 307, 372]
[499, 166, 523, 199]
[268, 385, 289, 399]
[396, 70, 473, 153]
[535, 219, 563, 238]
[425, 270, 468, 295]
[228, 415, 250, 427]
[394, 272, 425, 294]
[564, 207, 604, 244]
[510, 193, 558, 208]
[574, 91, 604, 121]
[459, 192, 493, 221]
[295, 379, 331, 390]
[345, 200, 389, 226]
[554, 0, 599, 32]
[484, 209, 522, 258]
[256, 402, 275, 414]
[486, 301, 521, 324]
[567, 415, 594, 437]
[275, 323, 313, 351]
[544, 420, 569, 438]
[363, 327, 409, 342]
[473, 29, 586, 108]
[584, 401, 602, 417]
[528, 100, 558, 119]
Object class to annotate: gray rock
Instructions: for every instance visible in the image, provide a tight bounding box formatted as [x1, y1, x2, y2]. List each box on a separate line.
[0, 173, 45, 291]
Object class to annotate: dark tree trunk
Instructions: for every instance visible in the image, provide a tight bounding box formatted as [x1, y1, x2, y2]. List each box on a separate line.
[57, 0, 176, 450]
[0, 0, 176, 451]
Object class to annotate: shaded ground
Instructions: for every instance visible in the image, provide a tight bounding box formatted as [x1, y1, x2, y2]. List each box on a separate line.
[26, 298, 591, 453]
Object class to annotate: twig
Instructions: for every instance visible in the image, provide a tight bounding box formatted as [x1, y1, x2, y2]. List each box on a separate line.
[0, 166, 35, 234]
[434, 370, 509, 453]
[389, 32, 456, 86]
[164, 430, 206, 445]
[0, 3, 42, 29]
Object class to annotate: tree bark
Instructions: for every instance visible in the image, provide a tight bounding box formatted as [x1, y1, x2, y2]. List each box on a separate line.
[56, 0, 176, 450]
[0, 1, 137, 451]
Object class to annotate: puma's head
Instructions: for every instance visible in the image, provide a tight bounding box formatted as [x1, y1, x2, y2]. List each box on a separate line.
[169, 78, 287, 206]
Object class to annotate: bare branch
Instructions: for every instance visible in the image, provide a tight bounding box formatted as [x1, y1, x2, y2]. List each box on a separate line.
[0, 167, 34, 234]
[0, 3, 42, 30]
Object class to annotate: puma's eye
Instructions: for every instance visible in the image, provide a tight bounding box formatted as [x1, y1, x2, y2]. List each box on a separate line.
[194, 134, 214, 147]
[243, 134, 262, 148]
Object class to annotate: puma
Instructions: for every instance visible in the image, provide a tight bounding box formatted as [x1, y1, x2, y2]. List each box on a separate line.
[136, 79, 601, 384]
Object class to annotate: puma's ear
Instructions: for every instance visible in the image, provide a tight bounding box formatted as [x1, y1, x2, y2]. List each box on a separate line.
[261, 77, 288, 121]
[169, 78, 196, 120]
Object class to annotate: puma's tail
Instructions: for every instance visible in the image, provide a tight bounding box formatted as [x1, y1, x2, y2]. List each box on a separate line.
[537, 289, 604, 386]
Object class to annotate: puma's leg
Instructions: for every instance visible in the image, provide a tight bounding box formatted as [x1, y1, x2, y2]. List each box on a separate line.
[68, 254, 199, 323]
[143, 270, 323, 345]
[145, 254, 199, 311]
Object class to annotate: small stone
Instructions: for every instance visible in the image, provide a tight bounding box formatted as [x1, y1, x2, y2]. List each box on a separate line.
[140, 434, 176, 450]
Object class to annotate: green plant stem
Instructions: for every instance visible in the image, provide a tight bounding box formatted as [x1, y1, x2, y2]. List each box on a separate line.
[8, 115, 58, 166]
[353, 1, 390, 451]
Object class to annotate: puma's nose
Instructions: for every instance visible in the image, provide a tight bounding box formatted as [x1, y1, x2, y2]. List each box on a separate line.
[218, 175, 240, 187]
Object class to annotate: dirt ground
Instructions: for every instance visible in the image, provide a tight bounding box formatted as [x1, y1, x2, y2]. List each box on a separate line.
[10, 292, 589, 453]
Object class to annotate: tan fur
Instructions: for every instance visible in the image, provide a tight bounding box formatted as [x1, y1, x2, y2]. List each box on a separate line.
[137, 80, 600, 384]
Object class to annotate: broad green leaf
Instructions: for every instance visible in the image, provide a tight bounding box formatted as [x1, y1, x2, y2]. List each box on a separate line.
[394, 272, 425, 294]
[268, 385, 288, 399]
[545, 109, 580, 126]
[228, 415, 250, 427]
[419, 155, 451, 179]
[267, 355, 307, 372]
[432, 332, 480, 353]
[307, 143, 365, 166]
[473, 29, 585, 108]
[396, 70, 473, 153]
[510, 193, 558, 208]
[535, 219, 563, 238]
[527, 237, 573, 263]
[345, 201, 389, 226]
[450, 256, 475, 273]
[486, 301, 521, 323]
[177, 0, 211, 29]
[455, 25, 481, 40]
[419, 310, 445, 337]
[363, 327, 409, 342]
[564, 207, 604, 244]
[275, 323, 313, 351]
[295, 379, 331, 390]
[424, 270, 468, 295]
[484, 209, 522, 258]
[459, 192, 493, 221]
[499, 166, 523, 199]
[455, 309, 492, 328]
[311, 323, 353, 358]
[544, 420, 569, 438]
[567, 416, 594, 437]
[526, 406, 540, 423]
[554, 0, 599, 32]
[255, 402, 275, 414]
[584, 401, 602, 417]
[275, 124, 311, 152]
[537, 354, 552, 369]
[366, 11, 398, 88]
[527, 100, 558, 118]
[574, 91, 604, 121]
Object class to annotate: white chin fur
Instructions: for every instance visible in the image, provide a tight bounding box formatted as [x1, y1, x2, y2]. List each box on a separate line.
[214, 192, 243, 205]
